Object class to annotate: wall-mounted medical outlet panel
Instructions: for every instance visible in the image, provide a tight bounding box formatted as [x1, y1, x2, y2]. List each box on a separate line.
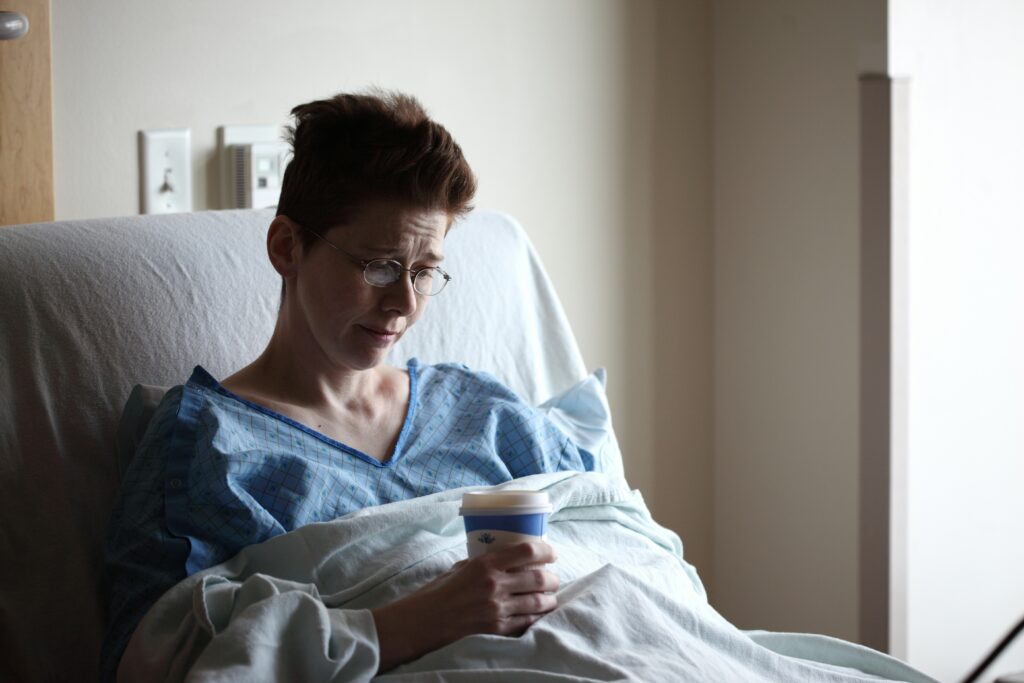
[139, 128, 192, 214]
[229, 142, 290, 209]
[217, 125, 285, 208]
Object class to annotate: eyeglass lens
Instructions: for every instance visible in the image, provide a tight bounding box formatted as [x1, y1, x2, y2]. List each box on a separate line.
[363, 260, 446, 296]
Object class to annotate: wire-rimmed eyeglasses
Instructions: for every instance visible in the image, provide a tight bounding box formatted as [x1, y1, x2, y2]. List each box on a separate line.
[300, 225, 452, 296]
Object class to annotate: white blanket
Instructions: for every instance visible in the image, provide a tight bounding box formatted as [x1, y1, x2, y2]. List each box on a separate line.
[120, 473, 936, 682]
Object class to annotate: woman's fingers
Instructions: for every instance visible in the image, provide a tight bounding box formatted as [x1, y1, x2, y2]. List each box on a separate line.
[477, 543, 560, 598]
[506, 590, 558, 617]
[484, 541, 557, 571]
[505, 567, 560, 594]
[475, 592, 557, 636]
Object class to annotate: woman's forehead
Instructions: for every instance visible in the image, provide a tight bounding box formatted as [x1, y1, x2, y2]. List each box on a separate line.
[333, 200, 447, 229]
[325, 204, 448, 257]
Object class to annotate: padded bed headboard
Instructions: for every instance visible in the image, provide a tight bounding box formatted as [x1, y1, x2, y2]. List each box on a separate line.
[0, 208, 586, 681]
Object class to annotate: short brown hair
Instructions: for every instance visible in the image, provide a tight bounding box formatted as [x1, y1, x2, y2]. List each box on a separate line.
[276, 90, 476, 238]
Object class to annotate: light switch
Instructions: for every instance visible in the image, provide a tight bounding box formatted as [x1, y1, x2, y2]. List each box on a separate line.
[139, 129, 192, 214]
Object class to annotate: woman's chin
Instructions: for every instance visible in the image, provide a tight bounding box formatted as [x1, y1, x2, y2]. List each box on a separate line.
[322, 328, 404, 372]
[340, 344, 395, 372]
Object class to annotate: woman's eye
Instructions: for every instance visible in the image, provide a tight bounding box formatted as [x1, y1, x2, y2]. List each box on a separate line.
[366, 261, 401, 283]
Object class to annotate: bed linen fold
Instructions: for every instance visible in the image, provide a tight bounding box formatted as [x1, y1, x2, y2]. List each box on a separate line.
[120, 472, 937, 683]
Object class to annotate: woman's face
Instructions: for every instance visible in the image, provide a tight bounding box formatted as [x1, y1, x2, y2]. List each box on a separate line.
[289, 201, 449, 373]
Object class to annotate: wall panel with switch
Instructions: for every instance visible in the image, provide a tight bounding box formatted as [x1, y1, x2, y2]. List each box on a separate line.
[228, 141, 289, 209]
[138, 129, 192, 214]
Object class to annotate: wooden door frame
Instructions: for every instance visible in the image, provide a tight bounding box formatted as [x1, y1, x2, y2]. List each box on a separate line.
[0, 0, 53, 226]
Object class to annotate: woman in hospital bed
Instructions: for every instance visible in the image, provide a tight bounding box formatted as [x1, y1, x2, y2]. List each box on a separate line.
[103, 90, 936, 683]
[101, 90, 596, 681]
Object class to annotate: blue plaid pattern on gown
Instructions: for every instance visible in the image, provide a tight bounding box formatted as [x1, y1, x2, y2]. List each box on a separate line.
[100, 359, 597, 680]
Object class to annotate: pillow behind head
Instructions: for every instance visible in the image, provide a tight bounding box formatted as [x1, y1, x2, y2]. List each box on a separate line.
[537, 368, 624, 478]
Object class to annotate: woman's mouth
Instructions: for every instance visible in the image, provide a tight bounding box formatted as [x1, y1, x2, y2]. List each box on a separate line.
[358, 325, 400, 345]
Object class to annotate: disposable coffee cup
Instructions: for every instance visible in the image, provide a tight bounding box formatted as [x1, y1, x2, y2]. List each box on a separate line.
[458, 490, 553, 558]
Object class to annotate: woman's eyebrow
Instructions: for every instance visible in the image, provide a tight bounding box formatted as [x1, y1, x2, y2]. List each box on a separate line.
[362, 247, 444, 262]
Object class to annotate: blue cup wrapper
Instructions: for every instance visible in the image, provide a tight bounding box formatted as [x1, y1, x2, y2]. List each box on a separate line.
[459, 490, 552, 558]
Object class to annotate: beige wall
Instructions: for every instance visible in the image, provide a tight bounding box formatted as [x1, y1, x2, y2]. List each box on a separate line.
[647, 0, 715, 593]
[713, 0, 886, 641]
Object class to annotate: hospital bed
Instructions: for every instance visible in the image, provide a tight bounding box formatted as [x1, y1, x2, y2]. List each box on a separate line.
[0, 209, 935, 681]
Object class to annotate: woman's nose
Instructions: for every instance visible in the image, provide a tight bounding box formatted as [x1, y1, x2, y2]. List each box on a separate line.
[380, 273, 419, 316]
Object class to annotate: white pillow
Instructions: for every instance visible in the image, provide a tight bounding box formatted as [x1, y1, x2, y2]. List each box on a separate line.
[538, 368, 624, 478]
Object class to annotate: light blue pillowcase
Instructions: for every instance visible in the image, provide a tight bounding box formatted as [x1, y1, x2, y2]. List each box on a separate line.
[538, 368, 624, 478]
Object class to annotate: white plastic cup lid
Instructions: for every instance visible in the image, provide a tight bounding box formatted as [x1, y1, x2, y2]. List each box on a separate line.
[459, 490, 552, 516]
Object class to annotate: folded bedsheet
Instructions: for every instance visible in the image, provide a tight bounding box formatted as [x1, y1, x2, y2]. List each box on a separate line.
[120, 472, 937, 682]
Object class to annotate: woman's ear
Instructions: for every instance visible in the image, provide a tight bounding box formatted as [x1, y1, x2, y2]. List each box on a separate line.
[267, 215, 304, 278]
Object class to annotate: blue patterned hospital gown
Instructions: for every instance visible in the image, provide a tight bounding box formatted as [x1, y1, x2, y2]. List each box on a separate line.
[101, 359, 597, 679]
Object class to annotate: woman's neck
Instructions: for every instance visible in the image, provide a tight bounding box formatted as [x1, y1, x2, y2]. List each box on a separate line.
[224, 328, 391, 417]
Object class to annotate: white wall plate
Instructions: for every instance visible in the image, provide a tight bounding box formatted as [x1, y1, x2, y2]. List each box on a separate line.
[217, 125, 283, 209]
[139, 129, 192, 214]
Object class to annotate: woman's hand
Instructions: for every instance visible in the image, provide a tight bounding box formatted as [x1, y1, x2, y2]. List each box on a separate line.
[371, 541, 560, 673]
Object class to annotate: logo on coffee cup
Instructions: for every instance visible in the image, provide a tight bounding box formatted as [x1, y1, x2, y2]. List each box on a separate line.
[459, 489, 553, 558]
